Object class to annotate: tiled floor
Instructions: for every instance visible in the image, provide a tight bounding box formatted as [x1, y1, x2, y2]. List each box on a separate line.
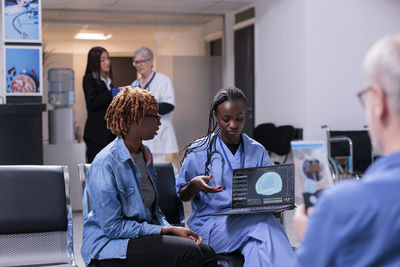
[72, 206, 299, 267]
[72, 212, 84, 267]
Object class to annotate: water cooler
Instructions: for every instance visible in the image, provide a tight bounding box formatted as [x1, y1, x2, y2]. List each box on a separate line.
[44, 68, 85, 211]
[48, 68, 75, 144]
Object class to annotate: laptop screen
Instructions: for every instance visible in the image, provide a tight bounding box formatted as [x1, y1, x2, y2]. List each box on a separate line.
[232, 164, 295, 209]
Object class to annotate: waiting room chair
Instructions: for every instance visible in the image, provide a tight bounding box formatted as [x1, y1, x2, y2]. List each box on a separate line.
[0, 165, 75, 266]
[253, 123, 276, 152]
[78, 163, 91, 222]
[153, 162, 185, 226]
[253, 123, 297, 164]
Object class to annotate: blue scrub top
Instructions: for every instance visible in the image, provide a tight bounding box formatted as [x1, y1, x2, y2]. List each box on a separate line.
[176, 133, 270, 237]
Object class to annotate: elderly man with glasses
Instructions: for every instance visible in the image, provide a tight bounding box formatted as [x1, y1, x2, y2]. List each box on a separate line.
[292, 35, 400, 266]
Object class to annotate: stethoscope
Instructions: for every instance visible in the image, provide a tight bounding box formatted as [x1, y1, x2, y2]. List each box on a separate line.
[206, 132, 245, 189]
[138, 72, 156, 90]
[11, 2, 38, 39]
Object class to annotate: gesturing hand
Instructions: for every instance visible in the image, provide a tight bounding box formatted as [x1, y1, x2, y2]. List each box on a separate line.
[161, 226, 202, 245]
[190, 174, 223, 193]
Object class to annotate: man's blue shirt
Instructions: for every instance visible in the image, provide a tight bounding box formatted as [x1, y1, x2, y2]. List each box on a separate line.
[81, 137, 170, 265]
[293, 151, 400, 266]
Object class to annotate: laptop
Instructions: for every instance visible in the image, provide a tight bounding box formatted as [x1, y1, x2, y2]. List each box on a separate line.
[213, 164, 295, 216]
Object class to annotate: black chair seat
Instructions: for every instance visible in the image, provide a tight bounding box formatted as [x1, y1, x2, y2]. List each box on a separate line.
[0, 165, 75, 266]
[154, 162, 185, 226]
[217, 251, 244, 267]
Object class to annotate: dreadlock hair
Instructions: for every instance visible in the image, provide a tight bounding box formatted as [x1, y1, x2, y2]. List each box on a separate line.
[105, 86, 158, 138]
[181, 86, 247, 174]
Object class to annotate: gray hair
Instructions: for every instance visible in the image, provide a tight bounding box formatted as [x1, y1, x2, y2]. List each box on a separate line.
[363, 35, 400, 116]
[133, 47, 154, 60]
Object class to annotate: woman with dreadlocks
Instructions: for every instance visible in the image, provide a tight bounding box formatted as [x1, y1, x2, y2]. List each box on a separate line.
[176, 87, 294, 267]
[81, 86, 217, 267]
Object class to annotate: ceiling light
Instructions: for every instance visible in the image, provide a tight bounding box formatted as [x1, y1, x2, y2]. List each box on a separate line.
[75, 33, 112, 40]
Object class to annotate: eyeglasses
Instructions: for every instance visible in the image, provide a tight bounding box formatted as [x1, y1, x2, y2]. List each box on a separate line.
[145, 114, 161, 122]
[133, 58, 151, 66]
[357, 87, 373, 108]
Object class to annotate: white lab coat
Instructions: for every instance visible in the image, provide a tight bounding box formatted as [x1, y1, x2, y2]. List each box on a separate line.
[131, 72, 179, 155]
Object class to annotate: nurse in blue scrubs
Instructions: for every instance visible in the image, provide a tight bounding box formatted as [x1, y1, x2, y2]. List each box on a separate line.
[176, 87, 294, 267]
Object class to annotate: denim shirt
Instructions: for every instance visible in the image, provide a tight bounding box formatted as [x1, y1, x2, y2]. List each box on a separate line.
[81, 137, 170, 265]
[292, 151, 400, 266]
[176, 133, 270, 243]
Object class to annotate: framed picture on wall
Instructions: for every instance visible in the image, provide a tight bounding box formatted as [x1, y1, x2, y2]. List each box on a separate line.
[4, 45, 42, 96]
[1, 0, 41, 43]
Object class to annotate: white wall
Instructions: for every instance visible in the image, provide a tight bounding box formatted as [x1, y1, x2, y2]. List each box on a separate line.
[252, 0, 400, 141]
[254, 0, 306, 131]
[156, 27, 207, 57]
[204, 17, 224, 37]
[173, 56, 222, 151]
[304, 0, 400, 140]
[223, 11, 235, 87]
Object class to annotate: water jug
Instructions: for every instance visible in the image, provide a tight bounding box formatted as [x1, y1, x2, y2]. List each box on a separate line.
[48, 68, 74, 108]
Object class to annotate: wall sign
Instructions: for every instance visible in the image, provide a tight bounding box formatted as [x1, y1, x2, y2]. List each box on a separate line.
[4, 45, 42, 96]
[2, 0, 41, 43]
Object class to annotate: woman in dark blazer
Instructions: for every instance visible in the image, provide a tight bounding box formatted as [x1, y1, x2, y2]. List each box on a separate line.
[83, 47, 115, 163]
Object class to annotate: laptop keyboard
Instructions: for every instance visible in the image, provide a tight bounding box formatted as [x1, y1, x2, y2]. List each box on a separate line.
[234, 204, 290, 212]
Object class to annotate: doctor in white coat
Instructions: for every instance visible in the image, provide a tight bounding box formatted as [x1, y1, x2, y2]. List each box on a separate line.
[131, 47, 179, 162]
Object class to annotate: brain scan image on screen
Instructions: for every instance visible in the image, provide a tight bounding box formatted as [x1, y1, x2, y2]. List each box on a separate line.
[255, 171, 283, 196]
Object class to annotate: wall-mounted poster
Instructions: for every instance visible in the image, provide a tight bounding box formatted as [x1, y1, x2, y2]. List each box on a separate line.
[4, 45, 42, 95]
[2, 0, 41, 43]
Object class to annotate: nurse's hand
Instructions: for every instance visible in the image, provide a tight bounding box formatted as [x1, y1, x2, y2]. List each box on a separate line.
[191, 174, 223, 193]
[161, 226, 202, 245]
[178, 175, 222, 202]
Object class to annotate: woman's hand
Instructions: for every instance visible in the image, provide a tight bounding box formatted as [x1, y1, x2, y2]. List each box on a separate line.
[190, 174, 223, 193]
[179, 174, 222, 202]
[161, 226, 202, 245]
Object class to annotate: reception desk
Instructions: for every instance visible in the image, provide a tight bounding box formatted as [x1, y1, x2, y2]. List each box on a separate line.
[0, 103, 46, 164]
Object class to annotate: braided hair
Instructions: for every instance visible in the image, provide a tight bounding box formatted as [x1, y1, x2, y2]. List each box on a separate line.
[105, 86, 158, 137]
[181, 87, 247, 174]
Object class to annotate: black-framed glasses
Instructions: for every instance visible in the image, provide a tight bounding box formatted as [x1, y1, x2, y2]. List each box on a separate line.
[357, 87, 373, 108]
[145, 114, 161, 122]
[133, 58, 151, 66]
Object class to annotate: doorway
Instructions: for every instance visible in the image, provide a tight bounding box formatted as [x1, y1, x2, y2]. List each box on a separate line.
[110, 57, 137, 87]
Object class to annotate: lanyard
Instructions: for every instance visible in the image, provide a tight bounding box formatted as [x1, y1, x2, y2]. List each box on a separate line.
[140, 72, 156, 89]
[217, 134, 244, 173]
